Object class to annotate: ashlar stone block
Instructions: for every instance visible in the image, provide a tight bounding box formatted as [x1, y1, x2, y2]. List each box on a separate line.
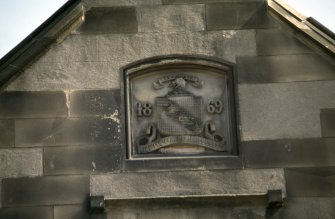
[269, 198, 335, 219]
[0, 148, 42, 178]
[0, 207, 53, 219]
[6, 30, 256, 91]
[137, 4, 205, 33]
[163, 0, 264, 4]
[320, 108, 335, 137]
[78, 7, 138, 34]
[0, 120, 14, 147]
[83, 0, 162, 7]
[2, 175, 89, 206]
[239, 80, 335, 141]
[237, 54, 335, 84]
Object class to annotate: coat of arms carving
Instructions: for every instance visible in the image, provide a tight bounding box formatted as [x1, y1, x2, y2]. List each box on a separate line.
[123, 56, 237, 159]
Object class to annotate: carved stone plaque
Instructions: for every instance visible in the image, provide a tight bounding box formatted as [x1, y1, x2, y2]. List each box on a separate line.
[124, 56, 237, 159]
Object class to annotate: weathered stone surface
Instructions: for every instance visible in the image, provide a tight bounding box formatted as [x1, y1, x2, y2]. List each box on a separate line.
[0, 38, 54, 88]
[0, 206, 53, 219]
[0, 91, 68, 118]
[108, 208, 264, 219]
[2, 175, 89, 206]
[44, 145, 121, 175]
[124, 156, 242, 172]
[15, 117, 121, 147]
[0, 149, 42, 178]
[5, 61, 120, 91]
[54, 205, 89, 219]
[6, 31, 256, 90]
[91, 169, 285, 199]
[69, 89, 120, 117]
[239, 81, 335, 141]
[256, 29, 311, 55]
[206, 2, 277, 30]
[320, 108, 335, 137]
[267, 198, 335, 219]
[0, 120, 14, 147]
[83, 0, 162, 7]
[243, 138, 335, 168]
[78, 7, 138, 34]
[237, 54, 335, 84]
[105, 197, 267, 219]
[285, 167, 335, 197]
[163, 0, 263, 3]
[137, 5, 204, 33]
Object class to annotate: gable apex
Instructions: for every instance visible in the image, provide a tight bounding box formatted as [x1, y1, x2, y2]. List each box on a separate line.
[0, 0, 83, 88]
[0, 0, 334, 89]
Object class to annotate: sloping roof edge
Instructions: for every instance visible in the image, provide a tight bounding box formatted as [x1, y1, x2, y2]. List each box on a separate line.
[267, 0, 335, 54]
[0, 0, 84, 88]
[0, 0, 334, 88]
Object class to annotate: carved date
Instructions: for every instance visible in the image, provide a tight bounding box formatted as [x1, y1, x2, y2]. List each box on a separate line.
[137, 102, 153, 117]
[207, 99, 223, 114]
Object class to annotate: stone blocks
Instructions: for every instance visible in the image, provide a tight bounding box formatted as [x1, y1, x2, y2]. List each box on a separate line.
[0, 149, 42, 178]
[239, 81, 335, 141]
[6, 30, 256, 90]
[2, 175, 89, 206]
[138, 5, 205, 32]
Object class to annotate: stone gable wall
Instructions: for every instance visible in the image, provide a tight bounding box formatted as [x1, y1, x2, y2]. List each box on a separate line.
[0, 0, 335, 218]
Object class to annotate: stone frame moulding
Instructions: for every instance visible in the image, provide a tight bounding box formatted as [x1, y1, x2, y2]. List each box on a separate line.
[121, 55, 240, 161]
[90, 56, 286, 214]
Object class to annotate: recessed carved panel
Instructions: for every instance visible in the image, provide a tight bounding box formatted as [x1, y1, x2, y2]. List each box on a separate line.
[123, 56, 237, 159]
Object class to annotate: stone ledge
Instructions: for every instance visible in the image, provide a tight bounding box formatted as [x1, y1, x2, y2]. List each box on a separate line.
[90, 169, 286, 200]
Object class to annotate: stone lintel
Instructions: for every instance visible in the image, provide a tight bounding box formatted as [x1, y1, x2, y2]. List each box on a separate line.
[90, 169, 286, 201]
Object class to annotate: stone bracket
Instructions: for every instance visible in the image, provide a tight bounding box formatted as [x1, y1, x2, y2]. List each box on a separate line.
[89, 189, 285, 212]
[89, 196, 105, 213]
[267, 189, 284, 208]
